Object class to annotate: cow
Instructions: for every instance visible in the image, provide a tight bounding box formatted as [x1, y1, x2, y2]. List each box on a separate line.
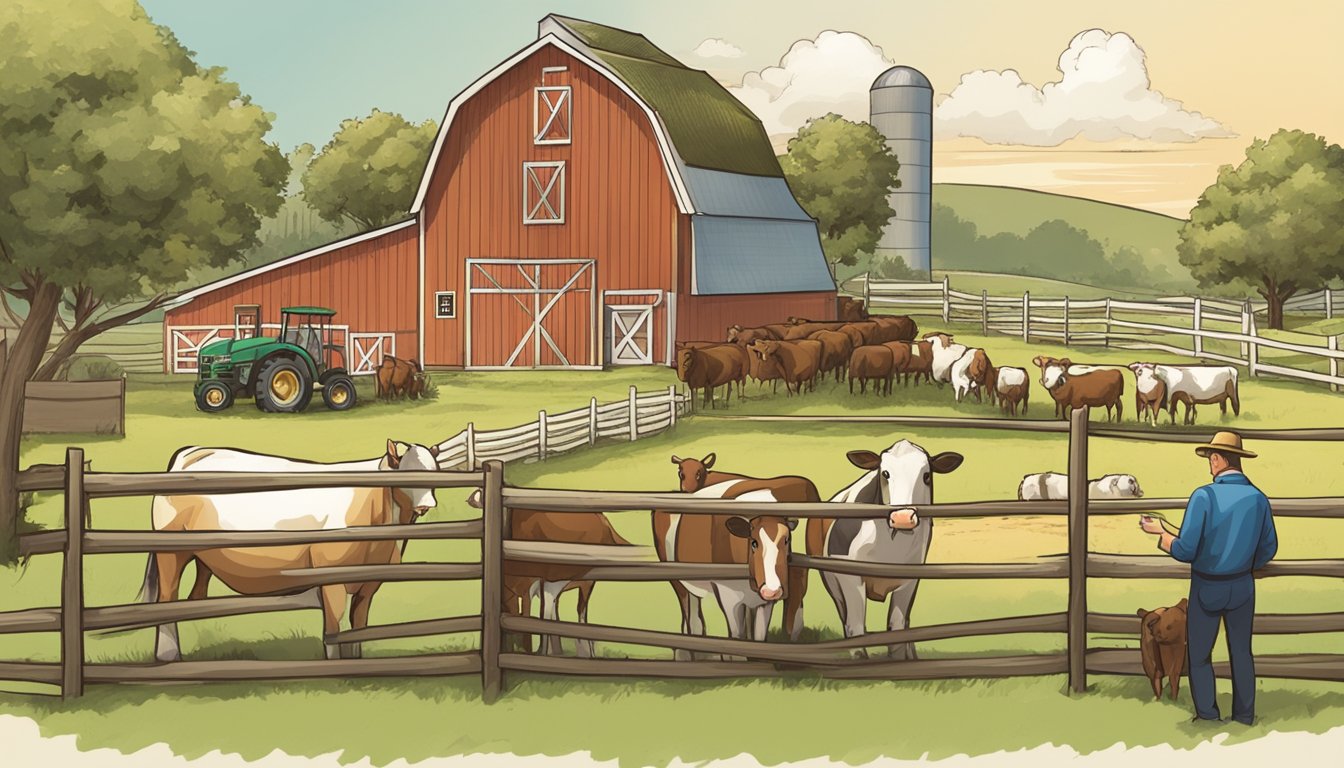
[1016, 472, 1144, 501]
[807, 441, 964, 659]
[965, 349, 996, 404]
[141, 440, 441, 662]
[1128, 363, 1169, 427]
[726, 325, 780, 345]
[375, 356, 425, 400]
[1034, 357, 1124, 421]
[677, 344, 749, 408]
[749, 339, 822, 396]
[1130, 363, 1240, 425]
[837, 296, 869, 322]
[995, 366, 1030, 415]
[849, 345, 895, 395]
[923, 333, 968, 387]
[880, 342, 914, 387]
[808, 329, 854, 383]
[1138, 599, 1189, 701]
[949, 349, 991, 403]
[900, 339, 935, 386]
[838, 321, 880, 348]
[783, 321, 848, 340]
[871, 315, 918, 343]
[656, 454, 816, 655]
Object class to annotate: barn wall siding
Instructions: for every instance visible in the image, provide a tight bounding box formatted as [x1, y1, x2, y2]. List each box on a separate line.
[676, 292, 837, 346]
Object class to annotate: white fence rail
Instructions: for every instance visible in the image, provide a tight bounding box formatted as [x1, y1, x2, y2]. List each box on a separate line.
[433, 385, 690, 470]
[856, 276, 1344, 393]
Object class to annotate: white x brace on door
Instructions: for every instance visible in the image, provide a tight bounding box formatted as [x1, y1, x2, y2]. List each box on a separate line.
[465, 259, 596, 369]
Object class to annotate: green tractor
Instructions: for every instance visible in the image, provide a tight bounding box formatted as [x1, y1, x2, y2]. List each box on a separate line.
[194, 307, 358, 414]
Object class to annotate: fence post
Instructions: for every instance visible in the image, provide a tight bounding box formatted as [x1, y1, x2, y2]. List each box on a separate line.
[62, 447, 85, 700]
[1192, 298, 1203, 357]
[1327, 287, 1335, 320]
[863, 270, 872, 311]
[1240, 302, 1251, 361]
[537, 410, 547, 460]
[1066, 407, 1089, 694]
[480, 459, 504, 704]
[981, 290, 988, 336]
[1063, 296, 1070, 346]
[667, 384, 678, 428]
[465, 422, 477, 470]
[628, 385, 638, 441]
[1103, 298, 1112, 349]
[1247, 310, 1260, 377]
[1331, 336, 1340, 393]
[588, 397, 598, 445]
[1022, 291, 1030, 343]
[941, 275, 950, 324]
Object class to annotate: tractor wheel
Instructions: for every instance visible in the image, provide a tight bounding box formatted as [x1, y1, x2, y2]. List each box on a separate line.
[322, 375, 357, 411]
[196, 382, 235, 413]
[255, 358, 312, 413]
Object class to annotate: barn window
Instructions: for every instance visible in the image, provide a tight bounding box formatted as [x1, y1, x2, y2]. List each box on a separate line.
[523, 161, 566, 225]
[533, 86, 571, 145]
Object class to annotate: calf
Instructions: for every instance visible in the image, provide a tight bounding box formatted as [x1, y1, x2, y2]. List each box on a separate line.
[677, 344, 749, 408]
[923, 333, 968, 386]
[1128, 363, 1169, 427]
[808, 329, 854, 383]
[1130, 362, 1239, 425]
[749, 339, 823, 396]
[1016, 472, 1143, 500]
[1138, 599, 1188, 701]
[849, 345, 895, 395]
[1034, 357, 1124, 421]
[995, 366, 1029, 415]
[375, 356, 425, 400]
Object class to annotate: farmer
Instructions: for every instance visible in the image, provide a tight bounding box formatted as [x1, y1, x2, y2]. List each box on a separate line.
[1139, 430, 1278, 725]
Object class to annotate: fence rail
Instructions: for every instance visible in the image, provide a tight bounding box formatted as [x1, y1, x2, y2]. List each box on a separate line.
[4, 408, 1342, 701]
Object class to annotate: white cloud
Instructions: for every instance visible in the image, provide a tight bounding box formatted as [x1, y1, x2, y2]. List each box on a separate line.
[692, 38, 746, 59]
[934, 29, 1233, 145]
[726, 31, 892, 140]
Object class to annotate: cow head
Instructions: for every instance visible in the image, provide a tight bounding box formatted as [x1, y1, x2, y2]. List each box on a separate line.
[671, 452, 715, 492]
[1122, 474, 1143, 498]
[1040, 358, 1073, 390]
[725, 515, 797, 602]
[1138, 599, 1187, 644]
[748, 339, 779, 363]
[967, 349, 992, 385]
[384, 439, 441, 519]
[846, 440, 964, 513]
[1129, 362, 1162, 390]
[921, 332, 954, 349]
[726, 325, 743, 343]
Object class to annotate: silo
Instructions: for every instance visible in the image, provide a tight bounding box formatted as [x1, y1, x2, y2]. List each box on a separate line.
[870, 66, 933, 275]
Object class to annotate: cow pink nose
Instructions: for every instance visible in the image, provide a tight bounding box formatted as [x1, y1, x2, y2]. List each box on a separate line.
[759, 585, 782, 601]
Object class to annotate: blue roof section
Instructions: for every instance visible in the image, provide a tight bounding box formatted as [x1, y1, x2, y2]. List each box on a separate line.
[692, 216, 836, 295]
[681, 167, 814, 221]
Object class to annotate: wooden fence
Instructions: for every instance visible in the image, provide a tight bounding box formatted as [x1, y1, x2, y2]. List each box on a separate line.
[857, 276, 1344, 392]
[22, 379, 126, 435]
[5, 411, 1343, 701]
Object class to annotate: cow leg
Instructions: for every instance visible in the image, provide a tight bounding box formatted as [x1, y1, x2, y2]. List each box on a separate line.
[345, 582, 381, 660]
[885, 579, 920, 660]
[152, 551, 193, 663]
[752, 602, 774, 643]
[575, 581, 595, 659]
[783, 565, 808, 642]
[187, 558, 214, 600]
[540, 580, 569, 655]
[320, 584, 349, 660]
[685, 591, 713, 660]
[831, 573, 869, 658]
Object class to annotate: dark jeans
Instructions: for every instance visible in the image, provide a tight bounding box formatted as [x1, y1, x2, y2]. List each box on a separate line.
[1187, 571, 1256, 723]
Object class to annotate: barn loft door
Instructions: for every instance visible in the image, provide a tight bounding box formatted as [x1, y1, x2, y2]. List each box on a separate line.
[465, 259, 596, 369]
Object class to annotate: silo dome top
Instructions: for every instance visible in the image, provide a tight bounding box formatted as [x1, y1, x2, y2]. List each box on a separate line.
[872, 66, 932, 90]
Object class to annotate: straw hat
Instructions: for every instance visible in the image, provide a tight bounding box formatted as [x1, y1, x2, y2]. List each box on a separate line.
[1194, 431, 1257, 459]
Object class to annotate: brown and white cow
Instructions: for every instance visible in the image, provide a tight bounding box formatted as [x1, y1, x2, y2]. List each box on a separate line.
[1034, 356, 1124, 421]
[995, 366, 1030, 416]
[655, 454, 815, 655]
[142, 440, 441, 662]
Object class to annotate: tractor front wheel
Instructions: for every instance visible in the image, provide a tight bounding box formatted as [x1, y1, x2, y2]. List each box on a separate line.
[255, 358, 313, 413]
[322, 375, 357, 411]
[196, 381, 235, 413]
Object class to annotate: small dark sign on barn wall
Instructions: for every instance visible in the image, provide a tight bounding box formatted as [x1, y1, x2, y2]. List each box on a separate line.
[436, 291, 456, 319]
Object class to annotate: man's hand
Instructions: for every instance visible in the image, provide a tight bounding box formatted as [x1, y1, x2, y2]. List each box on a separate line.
[1139, 515, 1165, 535]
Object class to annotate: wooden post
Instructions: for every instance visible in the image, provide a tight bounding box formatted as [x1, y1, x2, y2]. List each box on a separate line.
[981, 289, 988, 336]
[628, 385, 638, 441]
[1331, 336, 1340, 393]
[667, 384, 678, 428]
[1063, 296, 1070, 346]
[1247, 310, 1260, 377]
[465, 422, 477, 470]
[941, 275, 951, 324]
[480, 459, 504, 704]
[1066, 407, 1089, 694]
[62, 447, 85, 699]
[1103, 298, 1112, 349]
[588, 397, 598, 445]
[863, 270, 872, 312]
[537, 410, 547, 460]
[1327, 287, 1335, 320]
[1240, 302, 1251, 361]
[1192, 298, 1203, 357]
[1022, 291, 1030, 343]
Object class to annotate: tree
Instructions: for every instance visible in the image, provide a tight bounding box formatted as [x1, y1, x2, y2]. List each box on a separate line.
[1179, 129, 1344, 329]
[0, 0, 287, 560]
[302, 110, 438, 231]
[780, 114, 902, 276]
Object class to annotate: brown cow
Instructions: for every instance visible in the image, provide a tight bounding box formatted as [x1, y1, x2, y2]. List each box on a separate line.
[749, 339, 822, 396]
[1138, 599, 1188, 701]
[783, 321, 847, 340]
[897, 339, 934, 386]
[837, 321, 881, 348]
[879, 341, 916, 387]
[657, 454, 815, 651]
[869, 315, 918, 343]
[965, 349, 996, 404]
[849, 345, 895, 395]
[837, 296, 869, 322]
[1034, 356, 1125, 421]
[808, 329, 854, 383]
[677, 344, 749, 408]
[375, 355, 425, 400]
[726, 325, 781, 344]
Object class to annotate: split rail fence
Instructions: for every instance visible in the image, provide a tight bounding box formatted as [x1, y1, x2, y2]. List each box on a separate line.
[5, 411, 1343, 702]
[858, 276, 1344, 392]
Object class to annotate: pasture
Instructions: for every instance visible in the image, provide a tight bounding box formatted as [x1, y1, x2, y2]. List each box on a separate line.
[3, 328, 1344, 765]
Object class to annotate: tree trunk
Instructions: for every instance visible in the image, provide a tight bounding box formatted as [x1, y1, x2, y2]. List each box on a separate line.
[1267, 293, 1285, 330]
[0, 281, 63, 562]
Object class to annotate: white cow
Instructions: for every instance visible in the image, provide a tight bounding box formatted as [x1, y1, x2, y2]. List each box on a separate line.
[807, 440, 964, 659]
[923, 332, 968, 386]
[1130, 362, 1240, 425]
[143, 440, 440, 662]
[949, 349, 979, 402]
[1017, 472, 1144, 501]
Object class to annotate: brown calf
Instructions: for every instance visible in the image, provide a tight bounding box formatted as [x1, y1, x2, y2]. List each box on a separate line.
[375, 356, 425, 400]
[1138, 599, 1188, 701]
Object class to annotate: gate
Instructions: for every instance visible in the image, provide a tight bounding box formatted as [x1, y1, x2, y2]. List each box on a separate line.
[603, 290, 662, 366]
[349, 333, 396, 376]
[465, 259, 596, 369]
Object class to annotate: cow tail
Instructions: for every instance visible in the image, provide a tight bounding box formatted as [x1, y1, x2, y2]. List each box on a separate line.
[1229, 374, 1240, 416]
[137, 552, 159, 605]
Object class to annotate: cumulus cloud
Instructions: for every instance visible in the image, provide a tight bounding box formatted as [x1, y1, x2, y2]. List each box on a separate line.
[726, 31, 891, 139]
[935, 29, 1233, 145]
[692, 38, 745, 59]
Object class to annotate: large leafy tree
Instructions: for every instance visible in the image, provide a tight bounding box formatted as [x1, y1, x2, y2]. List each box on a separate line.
[0, 0, 287, 559]
[302, 110, 438, 231]
[1179, 129, 1344, 329]
[780, 114, 903, 276]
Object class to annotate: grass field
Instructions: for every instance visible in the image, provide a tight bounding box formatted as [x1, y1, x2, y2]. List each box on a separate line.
[3, 328, 1344, 764]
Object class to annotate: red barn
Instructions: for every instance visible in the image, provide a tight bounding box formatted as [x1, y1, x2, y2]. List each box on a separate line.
[164, 15, 836, 373]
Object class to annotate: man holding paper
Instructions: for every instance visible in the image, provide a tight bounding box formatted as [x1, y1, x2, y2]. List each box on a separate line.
[1138, 430, 1278, 725]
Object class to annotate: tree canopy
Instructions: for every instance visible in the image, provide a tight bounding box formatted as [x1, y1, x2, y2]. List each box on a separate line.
[302, 110, 438, 231]
[780, 114, 902, 275]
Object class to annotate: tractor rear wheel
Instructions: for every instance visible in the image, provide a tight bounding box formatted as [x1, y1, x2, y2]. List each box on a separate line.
[322, 375, 357, 411]
[255, 358, 312, 413]
[196, 381, 235, 413]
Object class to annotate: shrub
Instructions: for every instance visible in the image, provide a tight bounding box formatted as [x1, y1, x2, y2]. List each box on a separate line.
[62, 355, 124, 381]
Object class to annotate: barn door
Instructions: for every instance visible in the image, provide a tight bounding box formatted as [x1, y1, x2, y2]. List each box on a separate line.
[608, 307, 654, 365]
[466, 259, 596, 368]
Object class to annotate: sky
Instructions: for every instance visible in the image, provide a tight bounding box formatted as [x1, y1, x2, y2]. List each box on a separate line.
[139, 0, 1344, 217]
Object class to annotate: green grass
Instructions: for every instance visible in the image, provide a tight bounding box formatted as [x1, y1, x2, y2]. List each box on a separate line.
[3, 336, 1344, 764]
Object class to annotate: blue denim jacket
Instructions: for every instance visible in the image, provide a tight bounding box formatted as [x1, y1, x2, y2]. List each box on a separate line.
[1170, 471, 1278, 576]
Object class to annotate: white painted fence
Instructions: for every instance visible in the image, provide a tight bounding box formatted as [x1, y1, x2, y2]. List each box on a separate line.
[432, 385, 690, 469]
